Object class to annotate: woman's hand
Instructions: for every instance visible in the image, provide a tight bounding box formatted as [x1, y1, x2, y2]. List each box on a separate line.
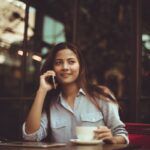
[94, 126, 117, 144]
[39, 70, 57, 92]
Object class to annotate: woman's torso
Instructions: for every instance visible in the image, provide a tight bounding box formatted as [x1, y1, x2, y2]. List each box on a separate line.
[50, 90, 105, 142]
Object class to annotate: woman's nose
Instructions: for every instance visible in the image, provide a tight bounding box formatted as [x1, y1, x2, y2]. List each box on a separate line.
[63, 62, 69, 69]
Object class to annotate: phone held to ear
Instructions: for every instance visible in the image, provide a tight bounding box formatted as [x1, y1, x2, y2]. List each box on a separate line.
[46, 76, 57, 89]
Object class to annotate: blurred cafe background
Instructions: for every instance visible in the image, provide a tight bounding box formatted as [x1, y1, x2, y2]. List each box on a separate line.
[0, 0, 149, 140]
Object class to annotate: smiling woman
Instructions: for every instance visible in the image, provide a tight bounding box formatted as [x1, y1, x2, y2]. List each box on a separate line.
[22, 42, 129, 144]
[53, 48, 80, 85]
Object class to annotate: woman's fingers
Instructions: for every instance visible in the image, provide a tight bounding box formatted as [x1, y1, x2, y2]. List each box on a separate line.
[94, 126, 113, 140]
[43, 70, 56, 77]
[41, 70, 56, 83]
[39, 70, 57, 90]
[95, 126, 111, 133]
[94, 126, 117, 144]
[95, 132, 112, 139]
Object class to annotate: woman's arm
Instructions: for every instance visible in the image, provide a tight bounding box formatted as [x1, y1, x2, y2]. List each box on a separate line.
[95, 100, 129, 144]
[25, 71, 55, 134]
[25, 88, 47, 134]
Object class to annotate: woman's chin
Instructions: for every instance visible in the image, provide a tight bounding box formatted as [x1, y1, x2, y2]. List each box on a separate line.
[60, 81, 76, 85]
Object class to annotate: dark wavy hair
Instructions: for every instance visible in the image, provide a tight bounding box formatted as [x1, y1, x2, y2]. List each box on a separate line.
[40, 42, 117, 142]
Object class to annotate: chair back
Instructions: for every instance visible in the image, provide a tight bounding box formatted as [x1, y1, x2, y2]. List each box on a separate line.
[125, 122, 150, 149]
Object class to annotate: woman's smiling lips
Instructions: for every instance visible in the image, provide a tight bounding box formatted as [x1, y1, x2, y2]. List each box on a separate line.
[60, 73, 71, 78]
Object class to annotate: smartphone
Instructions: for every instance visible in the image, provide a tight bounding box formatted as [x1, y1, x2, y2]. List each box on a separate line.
[46, 76, 57, 89]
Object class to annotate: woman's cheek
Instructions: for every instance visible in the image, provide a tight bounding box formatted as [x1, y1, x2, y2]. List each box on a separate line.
[72, 65, 80, 76]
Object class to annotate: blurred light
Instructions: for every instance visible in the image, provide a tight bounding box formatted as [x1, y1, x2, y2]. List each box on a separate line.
[17, 50, 29, 56]
[144, 41, 150, 50]
[0, 41, 10, 48]
[6, 0, 14, 2]
[18, 50, 23, 56]
[14, 1, 26, 9]
[142, 34, 150, 42]
[7, 0, 26, 9]
[0, 54, 6, 64]
[32, 55, 42, 62]
[17, 50, 42, 61]
[41, 47, 49, 55]
[43, 16, 66, 44]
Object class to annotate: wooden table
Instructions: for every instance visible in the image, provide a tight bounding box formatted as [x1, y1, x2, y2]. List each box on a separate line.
[0, 142, 139, 150]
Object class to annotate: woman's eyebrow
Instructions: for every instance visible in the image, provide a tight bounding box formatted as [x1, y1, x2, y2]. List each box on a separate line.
[68, 57, 76, 60]
[55, 57, 76, 60]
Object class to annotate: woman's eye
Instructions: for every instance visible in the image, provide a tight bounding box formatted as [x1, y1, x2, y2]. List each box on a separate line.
[55, 61, 62, 65]
[69, 60, 75, 64]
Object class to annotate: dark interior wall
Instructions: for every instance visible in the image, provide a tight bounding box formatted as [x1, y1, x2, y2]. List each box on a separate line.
[0, 101, 22, 140]
[0, 100, 32, 140]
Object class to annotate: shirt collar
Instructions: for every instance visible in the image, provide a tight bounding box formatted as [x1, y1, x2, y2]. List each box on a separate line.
[57, 88, 86, 102]
[78, 88, 86, 96]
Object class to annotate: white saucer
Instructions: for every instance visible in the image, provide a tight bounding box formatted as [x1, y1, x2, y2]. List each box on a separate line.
[70, 139, 103, 145]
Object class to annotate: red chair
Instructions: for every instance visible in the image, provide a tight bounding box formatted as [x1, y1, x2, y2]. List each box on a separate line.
[125, 123, 150, 149]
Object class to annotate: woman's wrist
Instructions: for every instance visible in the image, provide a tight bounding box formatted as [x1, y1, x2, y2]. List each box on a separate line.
[35, 88, 48, 102]
[113, 135, 126, 144]
[37, 87, 48, 94]
[103, 135, 126, 144]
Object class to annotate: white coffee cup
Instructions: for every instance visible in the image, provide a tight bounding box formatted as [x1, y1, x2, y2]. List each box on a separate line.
[76, 126, 97, 141]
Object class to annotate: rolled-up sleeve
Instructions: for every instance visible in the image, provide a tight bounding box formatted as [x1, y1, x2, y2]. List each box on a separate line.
[99, 100, 129, 144]
[22, 112, 48, 141]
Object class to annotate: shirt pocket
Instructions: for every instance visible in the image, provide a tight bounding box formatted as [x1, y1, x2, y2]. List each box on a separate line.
[51, 118, 66, 129]
[80, 112, 104, 126]
[51, 118, 68, 142]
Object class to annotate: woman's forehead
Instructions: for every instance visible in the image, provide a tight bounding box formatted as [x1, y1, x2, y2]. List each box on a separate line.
[55, 48, 77, 59]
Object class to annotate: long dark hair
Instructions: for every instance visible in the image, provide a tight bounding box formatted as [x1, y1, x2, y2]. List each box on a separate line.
[40, 42, 117, 142]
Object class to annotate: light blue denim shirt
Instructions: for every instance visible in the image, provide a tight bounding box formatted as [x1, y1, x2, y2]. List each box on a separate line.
[22, 89, 129, 143]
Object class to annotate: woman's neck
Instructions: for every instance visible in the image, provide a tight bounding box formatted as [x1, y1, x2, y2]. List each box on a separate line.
[61, 84, 79, 108]
[62, 83, 79, 99]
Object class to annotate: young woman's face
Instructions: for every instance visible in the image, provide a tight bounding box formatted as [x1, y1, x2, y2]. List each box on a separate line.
[53, 48, 80, 85]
